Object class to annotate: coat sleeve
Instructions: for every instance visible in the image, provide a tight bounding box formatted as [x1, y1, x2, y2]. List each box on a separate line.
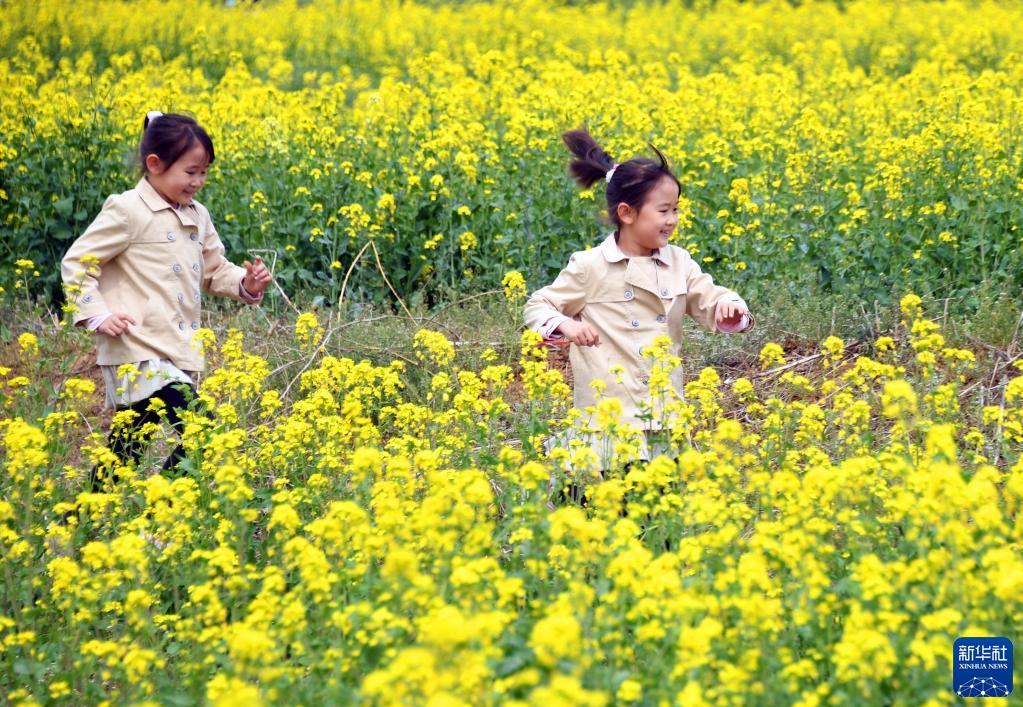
[684, 256, 754, 332]
[523, 253, 589, 337]
[200, 212, 258, 304]
[61, 195, 131, 324]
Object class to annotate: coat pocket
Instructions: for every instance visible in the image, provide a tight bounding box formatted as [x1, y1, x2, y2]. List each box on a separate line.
[132, 233, 187, 281]
[589, 281, 636, 304]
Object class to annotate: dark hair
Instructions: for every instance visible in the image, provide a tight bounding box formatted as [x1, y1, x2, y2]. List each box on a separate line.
[562, 126, 679, 228]
[140, 112, 215, 172]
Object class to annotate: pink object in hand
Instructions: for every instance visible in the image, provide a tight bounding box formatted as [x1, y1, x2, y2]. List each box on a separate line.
[717, 312, 751, 334]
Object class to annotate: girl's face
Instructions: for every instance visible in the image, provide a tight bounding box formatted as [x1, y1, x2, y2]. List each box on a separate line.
[145, 141, 209, 206]
[617, 175, 680, 255]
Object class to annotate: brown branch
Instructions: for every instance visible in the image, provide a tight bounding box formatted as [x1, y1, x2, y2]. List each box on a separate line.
[369, 240, 416, 324]
[281, 329, 334, 401]
[336, 240, 373, 316]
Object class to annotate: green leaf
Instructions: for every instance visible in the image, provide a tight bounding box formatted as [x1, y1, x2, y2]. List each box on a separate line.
[54, 196, 74, 219]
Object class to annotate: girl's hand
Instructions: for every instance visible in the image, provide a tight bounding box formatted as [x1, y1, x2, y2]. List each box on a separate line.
[97, 313, 136, 337]
[242, 256, 272, 295]
[716, 301, 749, 329]
[557, 320, 602, 347]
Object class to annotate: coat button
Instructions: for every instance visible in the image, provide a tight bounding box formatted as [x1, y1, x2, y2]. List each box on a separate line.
[640, 376, 650, 385]
[166, 233, 175, 241]
[192, 263, 200, 272]
[82, 294, 93, 303]
[656, 314, 666, 323]
[178, 322, 185, 331]
[190, 322, 199, 330]
[190, 233, 198, 241]
[661, 288, 669, 296]
[177, 293, 184, 303]
[194, 293, 201, 302]
[624, 290, 633, 300]
[631, 319, 639, 328]
[172, 264, 182, 273]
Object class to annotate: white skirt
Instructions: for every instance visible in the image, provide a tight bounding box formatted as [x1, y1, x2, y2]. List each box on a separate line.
[544, 427, 673, 474]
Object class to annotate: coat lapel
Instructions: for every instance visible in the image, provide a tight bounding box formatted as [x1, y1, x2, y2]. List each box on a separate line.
[600, 232, 674, 306]
[623, 259, 663, 300]
[136, 177, 199, 228]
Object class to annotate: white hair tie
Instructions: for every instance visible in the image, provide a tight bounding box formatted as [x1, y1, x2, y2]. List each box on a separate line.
[146, 110, 164, 126]
[605, 163, 619, 184]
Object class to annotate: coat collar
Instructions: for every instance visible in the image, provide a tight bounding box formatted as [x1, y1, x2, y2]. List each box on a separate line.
[599, 232, 669, 266]
[135, 177, 198, 227]
[598, 233, 676, 306]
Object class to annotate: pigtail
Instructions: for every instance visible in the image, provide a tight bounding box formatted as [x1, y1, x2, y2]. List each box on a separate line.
[648, 143, 670, 171]
[562, 126, 616, 189]
[564, 127, 681, 228]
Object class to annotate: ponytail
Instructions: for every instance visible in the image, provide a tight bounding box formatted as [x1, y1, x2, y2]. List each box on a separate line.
[562, 126, 680, 228]
[562, 127, 616, 188]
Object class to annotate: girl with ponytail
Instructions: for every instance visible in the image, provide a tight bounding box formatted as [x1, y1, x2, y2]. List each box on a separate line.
[525, 127, 754, 491]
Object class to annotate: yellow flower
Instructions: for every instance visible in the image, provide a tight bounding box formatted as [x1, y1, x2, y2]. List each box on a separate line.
[874, 336, 895, 354]
[758, 342, 786, 369]
[732, 377, 755, 401]
[501, 270, 527, 302]
[414, 329, 455, 367]
[207, 675, 264, 707]
[881, 379, 917, 419]
[616, 679, 642, 702]
[49, 681, 72, 699]
[295, 311, 324, 351]
[900, 293, 923, 321]
[17, 332, 38, 356]
[821, 335, 844, 368]
[458, 230, 478, 251]
[61, 377, 96, 400]
[418, 605, 472, 646]
[530, 612, 581, 667]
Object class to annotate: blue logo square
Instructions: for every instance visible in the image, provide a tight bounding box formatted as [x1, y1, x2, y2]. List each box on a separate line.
[953, 637, 1013, 698]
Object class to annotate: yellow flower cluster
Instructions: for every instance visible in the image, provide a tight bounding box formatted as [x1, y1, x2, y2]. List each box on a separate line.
[501, 270, 527, 303]
[294, 311, 324, 351]
[1, 296, 1020, 703]
[3, 0, 1023, 303]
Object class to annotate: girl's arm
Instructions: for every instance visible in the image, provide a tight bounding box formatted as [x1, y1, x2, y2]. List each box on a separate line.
[60, 195, 132, 324]
[683, 257, 755, 333]
[198, 210, 262, 304]
[523, 253, 589, 338]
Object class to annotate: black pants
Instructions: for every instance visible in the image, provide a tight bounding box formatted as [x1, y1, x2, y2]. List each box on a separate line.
[555, 461, 638, 509]
[90, 383, 198, 492]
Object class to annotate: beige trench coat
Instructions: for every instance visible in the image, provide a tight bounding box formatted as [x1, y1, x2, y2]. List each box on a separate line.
[61, 177, 255, 371]
[524, 233, 754, 432]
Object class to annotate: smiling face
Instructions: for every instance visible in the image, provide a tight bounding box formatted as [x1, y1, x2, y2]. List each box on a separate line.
[145, 141, 209, 206]
[615, 175, 680, 256]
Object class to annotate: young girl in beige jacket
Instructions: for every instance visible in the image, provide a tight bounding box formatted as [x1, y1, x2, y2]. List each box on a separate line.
[525, 128, 754, 481]
[62, 112, 272, 489]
